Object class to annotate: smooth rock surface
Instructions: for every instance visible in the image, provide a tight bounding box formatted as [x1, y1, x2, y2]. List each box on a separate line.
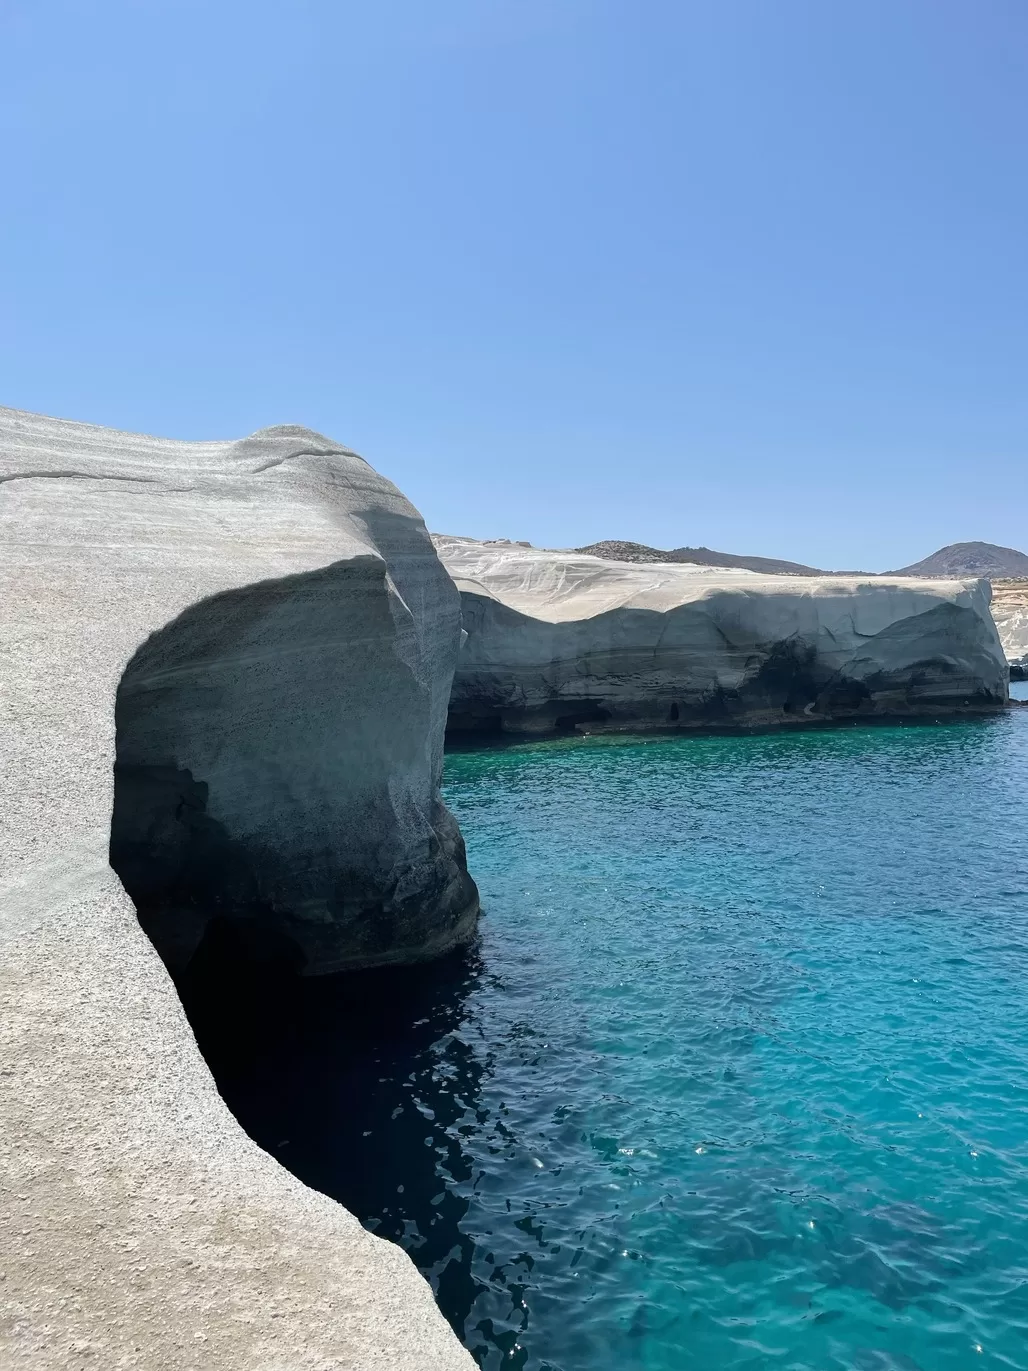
[990, 579, 1028, 675]
[1, 406, 476, 1369]
[436, 537, 1007, 734]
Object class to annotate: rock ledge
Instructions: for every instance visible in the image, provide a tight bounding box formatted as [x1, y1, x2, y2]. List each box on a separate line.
[2, 407, 475, 1370]
[436, 537, 1007, 735]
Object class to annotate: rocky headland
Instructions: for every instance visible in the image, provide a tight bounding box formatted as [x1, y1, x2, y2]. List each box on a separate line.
[571, 537, 1028, 679]
[2, 400, 1019, 1370]
[436, 537, 1008, 735]
[990, 580, 1028, 678]
[1, 407, 476, 1369]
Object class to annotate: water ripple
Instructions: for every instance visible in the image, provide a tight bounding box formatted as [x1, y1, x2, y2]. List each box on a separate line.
[218, 714, 1028, 1370]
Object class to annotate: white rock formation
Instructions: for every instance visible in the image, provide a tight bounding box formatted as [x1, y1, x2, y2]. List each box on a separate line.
[435, 537, 1008, 733]
[990, 579, 1028, 672]
[1, 407, 476, 1369]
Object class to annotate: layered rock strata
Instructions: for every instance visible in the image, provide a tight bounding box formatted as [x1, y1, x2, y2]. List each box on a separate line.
[989, 579, 1028, 677]
[1, 407, 476, 1369]
[436, 537, 1007, 734]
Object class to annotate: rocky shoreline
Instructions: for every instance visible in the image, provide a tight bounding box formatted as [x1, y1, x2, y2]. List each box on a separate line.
[1, 407, 476, 1370]
[436, 537, 1008, 738]
[989, 579, 1028, 678]
[1, 405, 1018, 1370]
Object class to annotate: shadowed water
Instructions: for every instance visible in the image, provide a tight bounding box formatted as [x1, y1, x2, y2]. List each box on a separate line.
[204, 712, 1028, 1371]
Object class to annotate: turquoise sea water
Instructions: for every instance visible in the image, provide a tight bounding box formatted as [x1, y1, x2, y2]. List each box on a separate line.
[212, 712, 1028, 1371]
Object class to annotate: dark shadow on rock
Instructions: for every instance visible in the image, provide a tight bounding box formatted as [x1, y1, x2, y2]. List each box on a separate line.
[175, 918, 488, 1346]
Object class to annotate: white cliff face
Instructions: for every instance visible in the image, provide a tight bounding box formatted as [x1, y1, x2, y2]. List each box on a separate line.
[435, 537, 1008, 733]
[76, 417, 476, 975]
[990, 579, 1028, 668]
[1, 408, 477, 1369]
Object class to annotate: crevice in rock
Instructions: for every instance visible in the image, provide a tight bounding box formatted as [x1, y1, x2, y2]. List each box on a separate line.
[0, 469, 158, 484]
[250, 446, 349, 474]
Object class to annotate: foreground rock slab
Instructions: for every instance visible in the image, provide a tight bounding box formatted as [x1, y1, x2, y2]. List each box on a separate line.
[1, 407, 476, 1369]
[436, 537, 1007, 734]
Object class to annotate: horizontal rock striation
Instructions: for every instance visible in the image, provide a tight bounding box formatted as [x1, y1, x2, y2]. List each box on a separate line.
[435, 538, 1008, 735]
[1, 407, 476, 1369]
[101, 431, 478, 976]
[990, 579, 1028, 677]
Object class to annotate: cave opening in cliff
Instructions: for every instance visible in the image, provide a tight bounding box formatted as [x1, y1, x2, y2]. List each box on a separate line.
[107, 598, 313, 983]
[553, 700, 611, 732]
[108, 626, 488, 1354]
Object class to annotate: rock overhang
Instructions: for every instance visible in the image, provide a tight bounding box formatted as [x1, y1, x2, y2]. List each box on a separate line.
[1, 405, 478, 1370]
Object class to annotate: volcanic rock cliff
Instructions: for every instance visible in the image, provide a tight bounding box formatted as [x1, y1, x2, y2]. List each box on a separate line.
[1, 407, 477, 1369]
[436, 537, 1007, 735]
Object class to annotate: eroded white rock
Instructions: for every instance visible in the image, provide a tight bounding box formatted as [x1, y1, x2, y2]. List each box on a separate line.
[1, 407, 476, 1369]
[990, 579, 1028, 671]
[435, 537, 1008, 733]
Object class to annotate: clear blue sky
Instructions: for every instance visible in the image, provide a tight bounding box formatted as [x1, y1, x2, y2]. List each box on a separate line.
[2, 1, 1026, 570]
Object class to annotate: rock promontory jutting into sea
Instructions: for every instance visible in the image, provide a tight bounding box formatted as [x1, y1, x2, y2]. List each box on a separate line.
[991, 580, 1028, 678]
[0, 406, 477, 1369]
[0, 403, 1015, 1371]
[435, 536, 1008, 735]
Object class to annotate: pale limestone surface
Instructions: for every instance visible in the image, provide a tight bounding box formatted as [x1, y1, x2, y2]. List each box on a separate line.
[1, 407, 475, 1369]
[990, 579, 1028, 666]
[435, 537, 1007, 733]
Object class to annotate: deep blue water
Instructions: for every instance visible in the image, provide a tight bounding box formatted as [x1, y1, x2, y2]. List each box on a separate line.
[209, 712, 1028, 1371]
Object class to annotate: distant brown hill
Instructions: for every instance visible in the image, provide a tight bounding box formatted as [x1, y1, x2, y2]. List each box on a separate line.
[575, 540, 824, 576]
[576, 537, 1028, 581]
[888, 542, 1028, 578]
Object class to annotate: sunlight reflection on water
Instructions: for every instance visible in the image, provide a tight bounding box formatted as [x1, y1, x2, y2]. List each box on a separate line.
[218, 714, 1028, 1371]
